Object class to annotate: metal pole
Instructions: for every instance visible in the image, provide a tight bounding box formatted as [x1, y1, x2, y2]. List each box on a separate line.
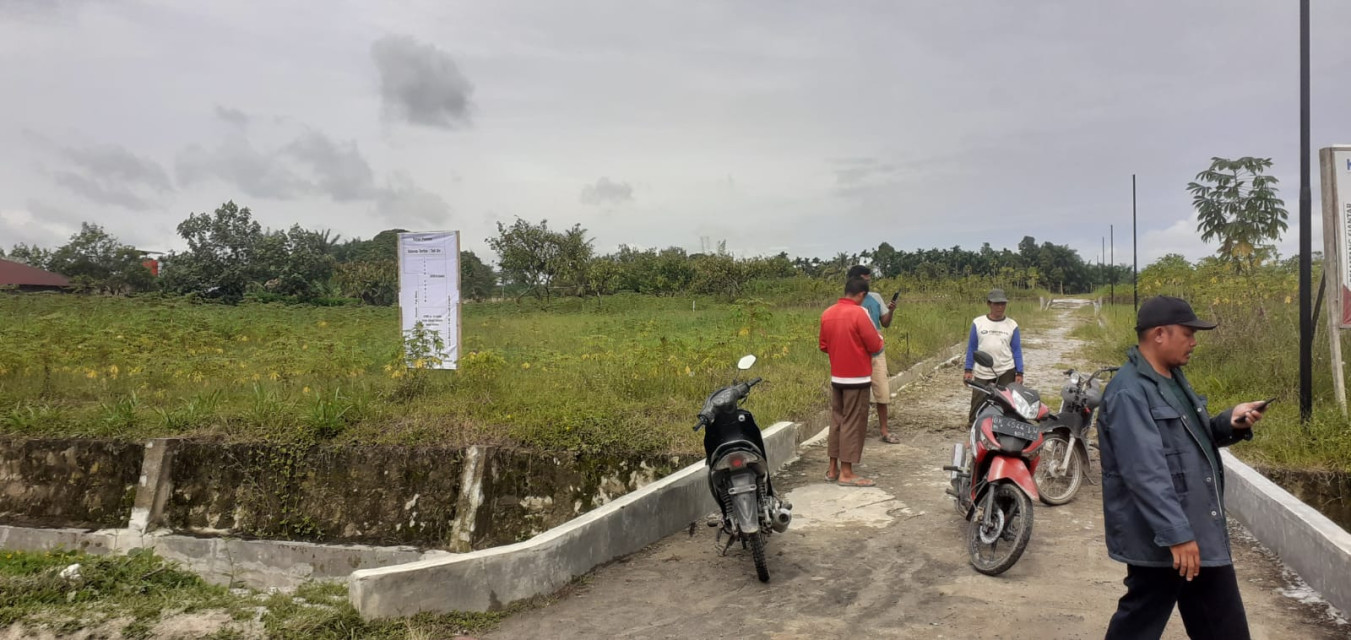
[1132, 174, 1139, 313]
[1111, 225, 1115, 304]
[1299, 0, 1313, 423]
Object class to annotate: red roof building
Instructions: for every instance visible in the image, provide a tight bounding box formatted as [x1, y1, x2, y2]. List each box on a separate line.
[0, 258, 71, 290]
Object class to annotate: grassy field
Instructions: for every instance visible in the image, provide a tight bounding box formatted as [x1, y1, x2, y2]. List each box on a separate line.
[0, 548, 502, 639]
[1075, 301, 1351, 473]
[0, 284, 1051, 454]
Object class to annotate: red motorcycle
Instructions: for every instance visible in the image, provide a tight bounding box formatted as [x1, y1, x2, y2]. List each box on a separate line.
[944, 351, 1049, 575]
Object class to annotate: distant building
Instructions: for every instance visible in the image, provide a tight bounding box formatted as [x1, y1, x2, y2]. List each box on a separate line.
[0, 258, 71, 292]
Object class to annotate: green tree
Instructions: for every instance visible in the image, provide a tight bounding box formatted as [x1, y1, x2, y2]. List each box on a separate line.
[1187, 156, 1289, 272]
[46, 223, 154, 294]
[460, 250, 496, 301]
[488, 218, 593, 300]
[335, 260, 397, 305]
[160, 201, 268, 302]
[4, 243, 53, 269]
[255, 225, 337, 300]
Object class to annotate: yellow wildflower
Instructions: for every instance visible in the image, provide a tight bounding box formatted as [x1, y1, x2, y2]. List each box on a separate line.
[302, 386, 311, 394]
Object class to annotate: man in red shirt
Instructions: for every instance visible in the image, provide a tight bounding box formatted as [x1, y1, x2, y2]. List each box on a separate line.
[820, 277, 885, 487]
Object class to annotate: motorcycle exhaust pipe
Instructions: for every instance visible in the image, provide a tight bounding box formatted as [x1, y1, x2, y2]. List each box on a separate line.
[771, 507, 792, 533]
[949, 444, 966, 480]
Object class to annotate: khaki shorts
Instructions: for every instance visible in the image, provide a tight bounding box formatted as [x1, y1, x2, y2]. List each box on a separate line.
[869, 354, 890, 405]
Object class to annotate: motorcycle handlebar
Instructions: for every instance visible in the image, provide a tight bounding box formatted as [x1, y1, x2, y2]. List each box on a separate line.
[964, 380, 993, 394]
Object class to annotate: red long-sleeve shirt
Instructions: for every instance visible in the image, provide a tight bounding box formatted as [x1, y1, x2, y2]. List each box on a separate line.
[819, 298, 884, 384]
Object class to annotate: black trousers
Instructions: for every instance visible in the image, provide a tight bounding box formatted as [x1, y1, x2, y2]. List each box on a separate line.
[1104, 564, 1250, 640]
[968, 369, 1018, 424]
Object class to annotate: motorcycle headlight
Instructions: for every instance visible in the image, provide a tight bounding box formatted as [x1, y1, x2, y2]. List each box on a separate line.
[1010, 392, 1042, 422]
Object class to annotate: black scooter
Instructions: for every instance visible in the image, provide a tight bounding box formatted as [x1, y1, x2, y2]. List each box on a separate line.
[695, 355, 792, 582]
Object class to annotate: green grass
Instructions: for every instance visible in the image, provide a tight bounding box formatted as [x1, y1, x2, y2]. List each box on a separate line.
[0, 289, 1052, 454]
[0, 549, 503, 640]
[1076, 301, 1351, 473]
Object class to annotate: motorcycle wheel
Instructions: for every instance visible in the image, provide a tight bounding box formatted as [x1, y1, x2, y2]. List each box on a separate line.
[1034, 434, 1085, 506]
[968, 483, 1034, 576]
[749, 531, 770, 583]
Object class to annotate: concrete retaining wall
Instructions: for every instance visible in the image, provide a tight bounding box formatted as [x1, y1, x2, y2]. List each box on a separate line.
[349, 420, 809, 617]
[1222, 451, 1351, 617]
[0, 437, 141, 529]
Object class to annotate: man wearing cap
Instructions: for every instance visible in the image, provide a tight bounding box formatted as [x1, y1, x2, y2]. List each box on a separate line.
[963, 288, 1024, 424]
[1099, 296, 1268, 640]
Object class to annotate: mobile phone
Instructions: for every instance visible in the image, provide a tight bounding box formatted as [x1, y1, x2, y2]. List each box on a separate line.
[1240, 397, 1277, 423]
[890, 291, 900, 304]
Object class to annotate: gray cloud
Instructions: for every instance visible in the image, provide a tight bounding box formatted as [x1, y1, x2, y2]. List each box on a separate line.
[42, 143, 174, 209]
[579, 177, 634, 206]
[214, 105, 250, 127]
[376, 172, 450, 227]
[62, 143, 173, 190]
[176, 127, 377, 202]
[24, 199, 84, 227]
[830, 157, 899, 188]
[52, 171, 152, 209]
[176, 134, 311, 200]
[370, 34, 474, 129]
[284, 132, 377, 201]
[176, 122, 447, 227]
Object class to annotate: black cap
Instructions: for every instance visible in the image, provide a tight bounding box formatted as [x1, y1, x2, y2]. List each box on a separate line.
[987, 288, 1008, 303]
[1135, 296, 1217, 332]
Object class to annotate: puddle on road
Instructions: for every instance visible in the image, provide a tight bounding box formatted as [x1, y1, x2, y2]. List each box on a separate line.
[784, 483, 914, 530]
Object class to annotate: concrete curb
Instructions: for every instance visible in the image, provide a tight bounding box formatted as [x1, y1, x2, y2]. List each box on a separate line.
[0, 524, 449, 590]
[1222, 451, 1351, 617]
[349, 420, 806, 617]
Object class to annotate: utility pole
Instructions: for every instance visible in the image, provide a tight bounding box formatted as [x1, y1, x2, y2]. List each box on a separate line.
[1299, 0, 1313, 423]
[1132, 174, 1139, 313]
[1110, 225, 1115, 304]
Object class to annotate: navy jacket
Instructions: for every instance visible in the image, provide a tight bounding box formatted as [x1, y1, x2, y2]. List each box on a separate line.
[1097, 346, 1251, 567]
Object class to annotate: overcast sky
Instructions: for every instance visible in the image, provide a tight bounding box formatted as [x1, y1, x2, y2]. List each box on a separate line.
[2, 0, 1349, 266]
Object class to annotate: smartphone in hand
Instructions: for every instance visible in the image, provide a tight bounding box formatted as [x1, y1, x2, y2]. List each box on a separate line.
[890, 291, 900, 304]
[1239, 397, 1277, 424]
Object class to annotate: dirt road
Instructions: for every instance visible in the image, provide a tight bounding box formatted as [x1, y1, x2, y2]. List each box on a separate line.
[488, 309, 1348, 640]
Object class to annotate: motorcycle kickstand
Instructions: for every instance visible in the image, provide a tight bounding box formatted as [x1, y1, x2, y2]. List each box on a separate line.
[717, 529, 736, 556]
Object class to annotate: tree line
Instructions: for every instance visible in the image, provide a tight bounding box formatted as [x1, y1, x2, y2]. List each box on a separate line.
[1, 200, 1145, 304]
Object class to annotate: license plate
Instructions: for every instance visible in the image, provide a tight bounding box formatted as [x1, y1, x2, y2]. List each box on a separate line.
[991, 416, 1040, 441]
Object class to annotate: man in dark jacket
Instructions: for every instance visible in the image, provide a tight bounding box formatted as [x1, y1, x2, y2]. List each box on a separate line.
[1099, 296, 1267, 640]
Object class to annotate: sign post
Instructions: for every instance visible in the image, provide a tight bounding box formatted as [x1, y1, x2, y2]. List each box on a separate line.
[1319, 146, 1351, 415]
[397, 231, 461, 370]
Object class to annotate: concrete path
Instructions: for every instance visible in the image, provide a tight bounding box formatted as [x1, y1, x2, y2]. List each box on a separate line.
[487, 309, 1348, 640]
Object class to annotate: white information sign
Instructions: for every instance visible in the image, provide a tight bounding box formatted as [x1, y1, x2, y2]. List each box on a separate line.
[397, 231, 461, 370]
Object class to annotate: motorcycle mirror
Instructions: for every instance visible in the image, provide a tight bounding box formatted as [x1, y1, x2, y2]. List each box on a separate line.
[737, 355, 757, 371]
[972, 351, 995, 368]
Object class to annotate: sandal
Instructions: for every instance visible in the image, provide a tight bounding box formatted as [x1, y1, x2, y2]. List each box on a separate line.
[837, 477, 876, 488]
[880, 433, 901, 444]
[825, 472, 839, 483]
